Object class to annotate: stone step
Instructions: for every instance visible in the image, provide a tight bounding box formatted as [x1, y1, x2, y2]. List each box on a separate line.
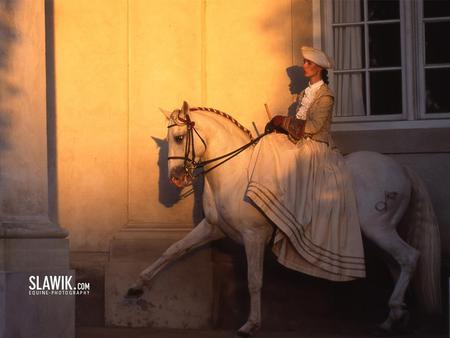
[76, 327, 447, 338]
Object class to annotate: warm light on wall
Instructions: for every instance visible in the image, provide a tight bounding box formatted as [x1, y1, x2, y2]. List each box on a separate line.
[53, 0, 312, 251]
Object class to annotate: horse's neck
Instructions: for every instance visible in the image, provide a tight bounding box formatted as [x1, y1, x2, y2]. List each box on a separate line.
[193, 112, 252, 190]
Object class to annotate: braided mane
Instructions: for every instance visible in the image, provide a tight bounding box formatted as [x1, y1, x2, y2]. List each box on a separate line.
[189, 107, 254, 141]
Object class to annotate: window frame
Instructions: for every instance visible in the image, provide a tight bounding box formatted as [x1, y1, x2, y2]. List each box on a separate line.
[416, 0, 450, 119]
[317, 0, 450, 130]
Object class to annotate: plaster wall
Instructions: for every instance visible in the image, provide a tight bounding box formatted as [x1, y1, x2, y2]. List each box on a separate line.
[53, 0, 129, 250]
[206, 0, 313, 132]
[127, 0, 203, 227]
[53, 0, 312, 251]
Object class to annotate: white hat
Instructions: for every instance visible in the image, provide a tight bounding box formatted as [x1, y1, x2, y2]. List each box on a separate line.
[301, 46, 333, 69]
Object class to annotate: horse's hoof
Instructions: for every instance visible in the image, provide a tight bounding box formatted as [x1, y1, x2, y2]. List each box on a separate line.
[377, 309, 411, 336]
[236, 321, 259, 337]
[391, 310, 411, 333]
[125, 287, 144, 299]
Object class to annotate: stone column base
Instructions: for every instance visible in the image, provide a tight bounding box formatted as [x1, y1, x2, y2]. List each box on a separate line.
[0, 239, 75, 338]
[105, 229, 214, 329]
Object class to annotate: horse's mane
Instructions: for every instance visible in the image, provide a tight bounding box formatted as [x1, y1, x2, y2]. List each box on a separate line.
[189, 107, 254, 141]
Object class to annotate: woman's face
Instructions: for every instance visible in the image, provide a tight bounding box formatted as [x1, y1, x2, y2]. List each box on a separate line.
[302, 58, 322, 78]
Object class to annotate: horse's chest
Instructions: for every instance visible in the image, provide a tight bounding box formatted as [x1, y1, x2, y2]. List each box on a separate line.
[203, 190, 244, 242]
[215, 203, 244, 240]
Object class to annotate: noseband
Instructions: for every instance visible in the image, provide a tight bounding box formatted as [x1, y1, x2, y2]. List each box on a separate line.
[167, 108, 267, 184]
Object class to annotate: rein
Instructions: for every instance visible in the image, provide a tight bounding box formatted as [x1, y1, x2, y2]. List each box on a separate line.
[194, 133, 266, 177]
[167, 108, 267, 183]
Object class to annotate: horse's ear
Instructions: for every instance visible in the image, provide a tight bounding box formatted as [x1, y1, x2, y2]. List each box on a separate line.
[159, 107, 171, 121]
[182, 101, 189, 115]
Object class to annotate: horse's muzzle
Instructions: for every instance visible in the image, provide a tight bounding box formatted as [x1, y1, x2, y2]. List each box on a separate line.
[169, 166, 192, 188]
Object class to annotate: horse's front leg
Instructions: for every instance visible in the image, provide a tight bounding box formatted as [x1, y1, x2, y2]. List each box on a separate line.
[237, 229, 270, 337]
[126, 219, 224, 298]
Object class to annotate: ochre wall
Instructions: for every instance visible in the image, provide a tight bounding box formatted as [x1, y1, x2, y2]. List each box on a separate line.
[127, 0, 203, 227]
[53, 0, 313, 251]
[53, 0, 129, 250]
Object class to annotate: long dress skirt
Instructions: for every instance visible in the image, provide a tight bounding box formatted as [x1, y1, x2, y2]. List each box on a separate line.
[246, 133, 366, 281]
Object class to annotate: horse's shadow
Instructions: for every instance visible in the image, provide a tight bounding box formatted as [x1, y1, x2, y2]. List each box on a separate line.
[152, 137, 204, 223]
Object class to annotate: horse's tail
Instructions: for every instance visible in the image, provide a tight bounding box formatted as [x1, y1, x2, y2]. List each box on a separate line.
[402, 166, 441, 314]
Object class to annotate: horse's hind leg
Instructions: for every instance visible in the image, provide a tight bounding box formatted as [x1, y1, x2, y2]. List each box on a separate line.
[126, 219, 224, 298]
[365, 227, 419, 332]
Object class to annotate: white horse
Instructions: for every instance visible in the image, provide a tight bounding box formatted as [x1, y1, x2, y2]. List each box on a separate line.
[127, 101, 441, 336]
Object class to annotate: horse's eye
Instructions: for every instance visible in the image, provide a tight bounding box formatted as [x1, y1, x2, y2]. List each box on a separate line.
[174, 135, 184, 143]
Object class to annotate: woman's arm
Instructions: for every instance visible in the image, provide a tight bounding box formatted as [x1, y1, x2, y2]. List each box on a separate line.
[265, 94, 334, 140]
[304, 95, 333, 135]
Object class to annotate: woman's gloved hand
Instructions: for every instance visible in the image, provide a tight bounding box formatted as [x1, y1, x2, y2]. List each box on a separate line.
[265, 115, 306, 141]
[264, 115, 287, 133]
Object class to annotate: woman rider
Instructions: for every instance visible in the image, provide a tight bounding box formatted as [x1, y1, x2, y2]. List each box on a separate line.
[246, 46, 366, 281]
[265, 46, 334, 146]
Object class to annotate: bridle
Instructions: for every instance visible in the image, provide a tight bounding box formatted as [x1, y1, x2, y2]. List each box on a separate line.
[167, 108, 267, 185]
[167, 110, 206, 178]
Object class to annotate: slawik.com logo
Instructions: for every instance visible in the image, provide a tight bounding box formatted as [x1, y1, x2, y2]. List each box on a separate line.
[28, 275, 90, 296]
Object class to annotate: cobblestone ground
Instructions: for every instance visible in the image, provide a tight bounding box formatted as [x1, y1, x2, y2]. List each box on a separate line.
[76, 327, 447, 338]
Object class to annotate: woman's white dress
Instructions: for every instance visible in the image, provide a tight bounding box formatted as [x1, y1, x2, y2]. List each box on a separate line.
[246, 84, 366, 281]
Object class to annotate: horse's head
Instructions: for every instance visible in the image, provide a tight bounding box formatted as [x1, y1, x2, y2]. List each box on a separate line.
[166, 101, 207, 188]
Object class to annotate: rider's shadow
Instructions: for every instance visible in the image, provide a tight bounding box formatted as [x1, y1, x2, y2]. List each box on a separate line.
[152, 137, 204, 224]
[286, 65, 307, 117]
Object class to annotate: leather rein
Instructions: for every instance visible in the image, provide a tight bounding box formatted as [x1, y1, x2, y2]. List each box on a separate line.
[167, 108, 267, 184]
